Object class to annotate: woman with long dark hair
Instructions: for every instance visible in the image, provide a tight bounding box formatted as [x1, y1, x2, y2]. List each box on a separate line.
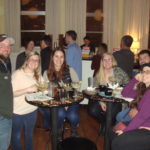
[43, 47, 79, 140]
[112, 63, 150, 150]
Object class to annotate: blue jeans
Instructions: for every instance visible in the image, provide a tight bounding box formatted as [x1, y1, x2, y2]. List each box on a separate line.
[116, 108, 131, 123]
[0, 115, 12, 150]
[58, 104, 79, 128]
[11, 110, 37, 150]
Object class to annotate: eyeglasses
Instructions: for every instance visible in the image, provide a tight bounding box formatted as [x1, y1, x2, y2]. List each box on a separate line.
[103, 58, 112, 62]
[28, 59, 39, 62]
[141, 70, 150, 74]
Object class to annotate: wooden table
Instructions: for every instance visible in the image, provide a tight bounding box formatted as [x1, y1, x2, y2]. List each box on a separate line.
[83, 90, 128, 150]
[26, 93, 84, 150]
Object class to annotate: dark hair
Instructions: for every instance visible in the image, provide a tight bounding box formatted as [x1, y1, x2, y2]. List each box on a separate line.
[96, 43, 108, 56]
[83, 36, 91, 41]
[121, 35, 133, 47]
[24, 39, 35, 49]
[47, 47, 69, 81]
[41, 34, 52, 46]
[66, 30, 77, 41]
[138, 49, 150, 58]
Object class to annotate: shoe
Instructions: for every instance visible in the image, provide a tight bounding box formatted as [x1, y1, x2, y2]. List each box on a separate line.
[71, 127, 78, 137]
[99, 124, 105, 136]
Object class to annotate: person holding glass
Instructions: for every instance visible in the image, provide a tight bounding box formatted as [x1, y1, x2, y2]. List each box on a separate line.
[43, 47, 79, 141]
[11, 51, 42, 150]
[88, 52, 129, 135]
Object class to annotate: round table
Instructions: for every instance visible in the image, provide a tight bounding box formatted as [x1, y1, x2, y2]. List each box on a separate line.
[26, 93, 84, 150]
[83, 90, 128, 150]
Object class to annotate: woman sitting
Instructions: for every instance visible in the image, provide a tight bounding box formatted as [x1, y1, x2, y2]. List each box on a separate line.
[43, 47, 79, 140]
[88, 52, 129, 135]
[112, 63, 150, 150]
[11, 51, 42, 150]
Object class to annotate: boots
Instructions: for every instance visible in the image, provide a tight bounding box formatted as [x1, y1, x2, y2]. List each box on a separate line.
[99, 122, 106, 136]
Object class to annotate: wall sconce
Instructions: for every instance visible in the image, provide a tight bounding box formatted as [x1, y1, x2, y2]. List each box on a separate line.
[131, 41, 140, 55]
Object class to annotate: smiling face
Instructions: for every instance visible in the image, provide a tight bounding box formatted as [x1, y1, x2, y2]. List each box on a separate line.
[0, 39, 11, 57]
[53, 50, 65, 70]
[102, 54, 113, 70]
[26, 40, 35, 51]
[26, 55, 40, 71]
[141, 66, 150, 86]
[139, 53, 150, 66]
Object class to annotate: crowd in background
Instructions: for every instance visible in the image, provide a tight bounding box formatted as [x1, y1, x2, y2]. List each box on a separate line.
[1, 31, 150, 150]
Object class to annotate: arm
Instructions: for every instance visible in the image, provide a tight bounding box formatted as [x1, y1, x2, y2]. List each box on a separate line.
[124, 90, 150, 132]
[121, 77, 138, 98]
[13, 85, 37, 97]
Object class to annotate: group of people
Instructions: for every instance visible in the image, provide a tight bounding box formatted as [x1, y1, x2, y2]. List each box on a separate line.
[1, 30, 150, 150]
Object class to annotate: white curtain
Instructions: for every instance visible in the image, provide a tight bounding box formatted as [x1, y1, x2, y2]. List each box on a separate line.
[5, 0, 20, 51]
[103, 0, 124, 52]
[46, 0, 61, 43]
[65, 0, 86, 45]
[123, 0, 150, 50]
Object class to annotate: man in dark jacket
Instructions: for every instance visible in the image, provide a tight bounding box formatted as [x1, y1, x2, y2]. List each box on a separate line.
[113, 35, 134, 79]
[40, 35, 52, 75]
[0, 34, 14, 150]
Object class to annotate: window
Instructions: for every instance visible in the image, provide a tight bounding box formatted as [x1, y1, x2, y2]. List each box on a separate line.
[86, 0, 103, 46]
[21, 0, 46, 46]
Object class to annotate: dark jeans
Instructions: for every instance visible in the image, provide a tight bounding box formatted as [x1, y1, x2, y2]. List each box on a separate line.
[11, 110, 37, 150]
[112, 129, 150, 150]
[58, 104, 79, 129]
[88, 101, 122, 125]
[38, 107, 51, 129]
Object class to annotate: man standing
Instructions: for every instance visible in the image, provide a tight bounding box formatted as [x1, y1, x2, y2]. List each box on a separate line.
[0, 34, 14, 150]
[65, 30, 82, 80]
[113, 35, 134, 79]
[40, 35, 52, 75]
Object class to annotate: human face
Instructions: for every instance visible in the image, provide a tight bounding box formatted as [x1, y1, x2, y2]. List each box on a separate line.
[26, 55, 40, 71]
[102, 55, 113, 70]
[0, 39, 11, 57]
[65, 34, 71, 44]
[26, 41, 35, 51]
[141, 66, 150, 86]
[139, 53, 150, 65]
[84, 39, 90, 45]
[40, 40, 47, 49]
[53, 51, 64, 70]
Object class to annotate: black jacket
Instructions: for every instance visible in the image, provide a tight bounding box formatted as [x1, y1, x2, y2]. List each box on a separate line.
[41, 47, 52, 75]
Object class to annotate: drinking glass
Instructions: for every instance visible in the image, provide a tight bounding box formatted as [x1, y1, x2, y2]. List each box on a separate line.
[36, 80, 49, 95]
[88, 77, 94, 87]
[71, 81, 81, 97]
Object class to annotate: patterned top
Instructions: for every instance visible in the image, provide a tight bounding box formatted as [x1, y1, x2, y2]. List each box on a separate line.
[94, 66, 130, 87]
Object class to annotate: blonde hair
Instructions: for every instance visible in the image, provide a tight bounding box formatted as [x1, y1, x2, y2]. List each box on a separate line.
[22, 51, 41, 81]
[96, 52, 117, 84]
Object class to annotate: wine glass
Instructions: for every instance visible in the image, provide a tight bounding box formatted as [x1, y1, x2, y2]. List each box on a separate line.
[108, 76, 117, 86]
[36, 80, 49, 96]
[71, 81, 81, 97]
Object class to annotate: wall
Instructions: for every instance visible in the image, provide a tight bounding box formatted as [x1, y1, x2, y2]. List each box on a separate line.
[0, 0, 5, 34]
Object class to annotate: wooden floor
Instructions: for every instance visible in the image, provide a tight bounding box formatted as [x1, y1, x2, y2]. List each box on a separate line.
[9, 105, 104, 150]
